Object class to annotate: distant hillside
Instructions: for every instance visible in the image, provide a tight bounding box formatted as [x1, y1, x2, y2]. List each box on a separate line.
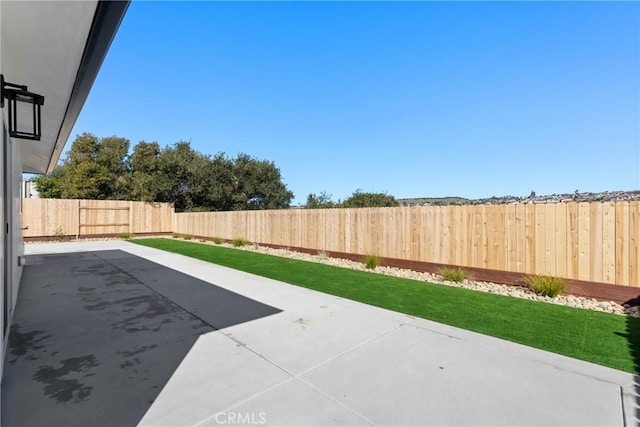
[399, 190, 640, 206]
[398, 197, 470, 206]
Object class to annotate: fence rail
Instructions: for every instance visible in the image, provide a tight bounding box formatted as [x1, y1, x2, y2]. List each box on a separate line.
[23, 198, 173, 237]
[174, 202, 640, 287]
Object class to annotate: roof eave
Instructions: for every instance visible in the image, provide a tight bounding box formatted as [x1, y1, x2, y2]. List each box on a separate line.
[45, 0, 130, 174]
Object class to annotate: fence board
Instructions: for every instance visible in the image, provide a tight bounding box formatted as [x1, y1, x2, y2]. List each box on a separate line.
[514, 204, 526, 273]
[615, 202, 630, 286]
[554, 203, 567, 278]
[566, 202, 579, 280]
[602, 203, 616, 284]
[578, 203, 591, 281]
[534, 204, 546, 274]
[630, 201, 640, 287]
[590, 203, 603, 282]
[544, 203, 556, 275]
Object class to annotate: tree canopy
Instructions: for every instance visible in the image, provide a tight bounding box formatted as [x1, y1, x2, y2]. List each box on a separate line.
[304, 191, 336, 209]
[303, 189, 398, 208]
[35, 133, 294, 212]
[341, 190, 399, 208]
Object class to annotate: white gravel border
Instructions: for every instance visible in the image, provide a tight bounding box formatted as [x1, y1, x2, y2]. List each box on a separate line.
[198, 238, 639, 317]
[27, 237, 640, 317]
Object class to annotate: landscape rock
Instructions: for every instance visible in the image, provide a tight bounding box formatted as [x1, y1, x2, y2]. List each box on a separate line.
[28, 237, 638, 317]
[223, 241, 636, 317]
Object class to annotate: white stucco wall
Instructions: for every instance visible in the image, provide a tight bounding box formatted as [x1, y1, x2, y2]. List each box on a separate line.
[0, 0, 5, 363]
[0, 0, 25, 385]
[11, 139, 23, 311]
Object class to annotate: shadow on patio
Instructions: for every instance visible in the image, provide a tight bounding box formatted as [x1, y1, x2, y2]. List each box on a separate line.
[1, 250, 281, 426]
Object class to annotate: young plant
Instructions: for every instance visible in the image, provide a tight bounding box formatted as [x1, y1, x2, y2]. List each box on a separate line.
[232, 238, 247, 247]
[182, 235, 192, 240]
[524, 275, 567, 298]
[118, 232, 131, 240]
[318, 250, 329, 261]
[53, 226, 68, 241]
[364, 254, 380, 270]
[438, 266, 470, 283]
[212, 237, 223, 244]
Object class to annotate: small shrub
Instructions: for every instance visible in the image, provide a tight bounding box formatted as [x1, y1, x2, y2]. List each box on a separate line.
[182, 235, 192, 240]
[212, 237, 223, 244]
[439, 266, 470, 283]
[364, 254, 380, 269]
[232, 238, 247, 247]
[172, 233, 180, 239]
[524, 275, 567, 298]
[118, 232, 131, 240]
[318, 250, 329, 261]
[53, 226, 68, 241]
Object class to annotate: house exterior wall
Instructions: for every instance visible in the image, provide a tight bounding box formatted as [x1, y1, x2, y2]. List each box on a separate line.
[0, 2, 5, 386]
[0, 1, 26, 404]
[10, 137, 23, 313]
[0, 119, 5, 365]
[0, 95, 25, 364]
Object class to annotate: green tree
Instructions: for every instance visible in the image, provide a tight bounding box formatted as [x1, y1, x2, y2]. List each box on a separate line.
[202, 153, 235, 211]
[33, 166, 65, 198]
[304, 191, 336, 209]
[229, 153, 294, 210]
[153, 141, 207, 211]
[60, 133, 130, 200]
[341, 189, 399, 208]
[130, 141, 162, 202]
[33, 134, 294, 212]
[98, 136, 131, 199]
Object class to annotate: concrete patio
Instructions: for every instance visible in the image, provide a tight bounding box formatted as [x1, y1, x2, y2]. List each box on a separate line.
[3, 240, 638, 426]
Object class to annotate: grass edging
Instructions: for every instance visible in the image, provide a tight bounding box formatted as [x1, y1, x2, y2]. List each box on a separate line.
[131, 238, 639, 374]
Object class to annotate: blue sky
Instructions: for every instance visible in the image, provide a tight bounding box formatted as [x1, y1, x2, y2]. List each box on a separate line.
[69, 1, 639, 205]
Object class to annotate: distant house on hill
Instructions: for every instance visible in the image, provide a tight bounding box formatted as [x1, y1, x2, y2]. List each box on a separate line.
[21, 180, 39, 199]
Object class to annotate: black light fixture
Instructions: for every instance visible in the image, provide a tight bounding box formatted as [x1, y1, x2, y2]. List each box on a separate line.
[1, 74, 44, 141]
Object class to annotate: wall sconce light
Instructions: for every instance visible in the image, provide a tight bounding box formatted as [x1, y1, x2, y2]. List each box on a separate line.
[1, 74, 45, 141]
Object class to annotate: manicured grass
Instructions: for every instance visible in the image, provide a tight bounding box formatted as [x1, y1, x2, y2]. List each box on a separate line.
[132, 238, 640, 374]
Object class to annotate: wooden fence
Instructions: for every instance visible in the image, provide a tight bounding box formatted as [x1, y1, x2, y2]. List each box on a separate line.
[21, 199, 640, 287]
[174, 202, 640, 287]
[23, 198, 173, 237]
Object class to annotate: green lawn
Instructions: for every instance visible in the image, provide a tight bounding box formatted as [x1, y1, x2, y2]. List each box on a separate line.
[132, 238, 640, 374]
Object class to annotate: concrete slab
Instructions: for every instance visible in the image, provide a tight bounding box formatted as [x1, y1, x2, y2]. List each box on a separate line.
[14, 240, 640, 426]
[3, 246, 282, 426]
[138, 331, 291, 427]
[218, 293, 410, 376]
[623, 384, 640, 427]
[301, 321, 625, 426]
[199, 378, 374, 426]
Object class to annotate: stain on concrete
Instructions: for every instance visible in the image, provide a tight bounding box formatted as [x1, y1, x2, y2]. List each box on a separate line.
[8, 324, 50, 363]
[118, 344, 159, 358]
[3, 250, 281, 427]
[295, 317, 309, 329]
[111, 295, 181, 333]
[82, 301, 111, 311]
[33, 355, 99, 403]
